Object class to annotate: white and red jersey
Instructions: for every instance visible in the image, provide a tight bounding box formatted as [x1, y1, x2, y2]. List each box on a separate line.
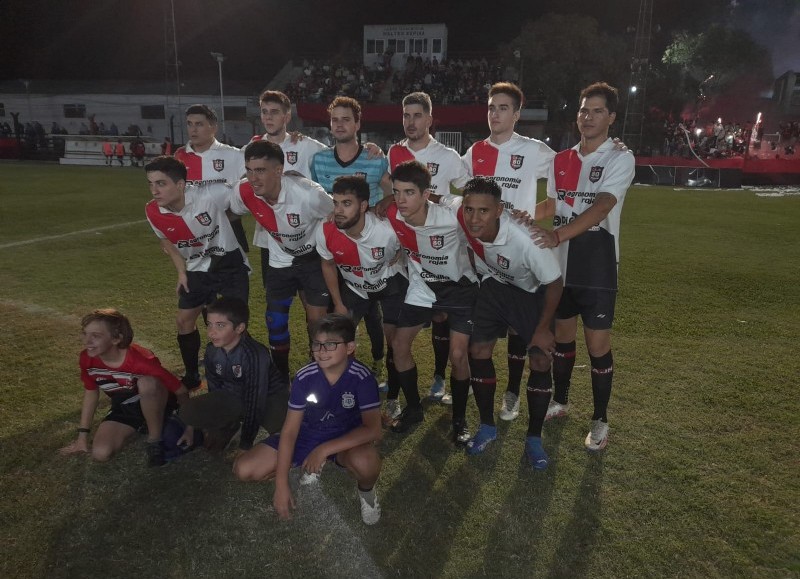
[388, 137, 469, 193]
[316, 212, 406, 299]
[546, 138, 635, 290]
[458, 210, 561, 293]
[248, 133, 327, 178]
[228, 175, 333, 268]
[386, 200, 476, 308]
[462, 132, 555, 214]
[145, 184, 248, 272]
[174, 140, 245, 186]
[80, 343, 182, 399]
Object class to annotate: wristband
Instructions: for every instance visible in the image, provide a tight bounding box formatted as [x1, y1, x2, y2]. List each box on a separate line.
[77, 427, 91, 434]
[553, 229, 561, 247]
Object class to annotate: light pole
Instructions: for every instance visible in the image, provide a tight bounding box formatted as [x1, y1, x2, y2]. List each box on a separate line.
[210, 52, 226, 141]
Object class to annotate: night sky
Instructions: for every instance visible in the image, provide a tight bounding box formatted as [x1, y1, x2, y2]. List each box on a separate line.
[2, 0, 797, 84]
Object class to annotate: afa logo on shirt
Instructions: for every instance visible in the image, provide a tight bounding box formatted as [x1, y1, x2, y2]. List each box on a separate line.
[213, 159, 225, 172]
[287, 213, 301, 228]
[427, 162, 439, 176]
[497, 255, 510, 269]
[195, 212, 212, 226]
[371, 247, 384, 260]
[354, 172, 368, 179]
[341, 392, 355, 409]
[286, 151, 298, 165]
[429, 235, 445, 250]
[510, 155, 524, 170]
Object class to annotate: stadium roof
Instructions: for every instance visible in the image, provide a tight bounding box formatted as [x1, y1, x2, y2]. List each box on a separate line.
[0, 78, 264, 97]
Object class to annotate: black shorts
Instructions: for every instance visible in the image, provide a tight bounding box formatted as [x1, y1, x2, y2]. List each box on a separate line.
[471, 277, 545, 344]
[103, 396, 147, 430]
[345, 274, 408, 326]
[263, 250, 331, 308]
[556, 286, 616, 330]
[178, 252, 250, 310]
[397, 277, 477, 334]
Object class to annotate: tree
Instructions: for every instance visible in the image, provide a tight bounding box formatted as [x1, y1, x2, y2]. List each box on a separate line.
[500, 14, 629, 144]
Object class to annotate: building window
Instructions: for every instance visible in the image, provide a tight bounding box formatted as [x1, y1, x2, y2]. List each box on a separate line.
[432, 38, 442, 53]
[366, 39, 384, 54]
[411, 38, 428, 55]
[0, 103, 4, 117]
[63, 104, 86, 118]
[141, 105, 165, 119]
[396, 39, 406, 54]
[224, 106, 247, 121]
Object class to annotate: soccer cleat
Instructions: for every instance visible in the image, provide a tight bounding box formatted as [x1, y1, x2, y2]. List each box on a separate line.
[525, 436, 549, 470]
[499, 391, 520, 421]
[146, 441, 166, 467]
[299, 471, 321, 486]
[428, 374, 446, 401]
[584, 419, 609, 452]
[359, 491, 381, 525]
[381, 399, 402, 428]
[545, 400, 570, 421]
[466, 423, 497, 455]
[181, 374, 202, 391]
[390, 405, 424, 433]
[451, 419, 471, 446]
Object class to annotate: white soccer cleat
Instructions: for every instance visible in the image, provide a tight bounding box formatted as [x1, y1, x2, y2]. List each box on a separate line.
[584, 419, 609, 452]
[359, 492, 381, 525]
[499, 391, 520, 421]
[545, 400, 570, 421]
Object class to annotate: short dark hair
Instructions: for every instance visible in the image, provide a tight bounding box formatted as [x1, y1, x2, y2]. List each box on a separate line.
[185, 104, 218, 123]
[259, 90, 292, 112]
[332, 175, 370, 203]
[145, 156, 187, 183]
[206, 297, 249, 328]
[402, 92, 432, 115]
[489, 82, 524, 111]
[244, 140, 284, 165]
[391, 160, 431, 193]
[311, 313, 356, 343]
[328, 96, 362, 123]
[579, 82, 620, 115]
[463, 176, 502, 201]
[81, 309, 134, 349]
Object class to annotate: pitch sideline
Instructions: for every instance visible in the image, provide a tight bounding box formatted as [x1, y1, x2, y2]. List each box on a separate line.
[0, 220, 147, 250]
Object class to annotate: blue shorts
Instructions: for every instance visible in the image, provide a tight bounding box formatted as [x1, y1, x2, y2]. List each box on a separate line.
[261, 431, 339, 466]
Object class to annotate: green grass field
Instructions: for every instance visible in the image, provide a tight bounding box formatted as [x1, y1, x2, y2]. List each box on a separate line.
[0, 162, 798, 578]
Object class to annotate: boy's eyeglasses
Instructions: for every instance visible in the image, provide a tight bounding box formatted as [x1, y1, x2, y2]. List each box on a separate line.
[310, 340, 346, 352]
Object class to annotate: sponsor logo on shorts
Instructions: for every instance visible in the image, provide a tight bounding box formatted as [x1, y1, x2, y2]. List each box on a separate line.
[232, 364, 242, 378]
[286, 151, 298, 165]
[342, 392, 355, 409]
[427, 162, 439, 176]
[496, 254, 510, 269]
[371, 247, 384, 260]
[429, 235, 444, 250]
[589, 166, 604, 182]
[195, 212, 212, 226]
[213, 159, 225, 172]
[287, 213, 300, 228]
[510, 154, 524, 170]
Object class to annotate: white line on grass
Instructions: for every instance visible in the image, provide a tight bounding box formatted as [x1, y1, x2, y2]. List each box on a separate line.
[0, 220, 147, 249]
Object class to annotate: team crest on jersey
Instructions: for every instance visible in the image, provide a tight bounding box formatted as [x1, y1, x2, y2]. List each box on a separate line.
[429, 235, 445, 250]
[427, 162, 439, 176]
[371, 247, 384, 260]
[213, 159, 225, 172]
[510, 155, 524, 170]
[195, 212, 212, 226]
[354, 172, 368, 180]
[589, 166, 604, 183]
[286, 151, 298, 165]
[341, 392, 355, 409]
[287, 213, 300, 228]
[497, 254, 510, 269]
[232, 365, 242, 378]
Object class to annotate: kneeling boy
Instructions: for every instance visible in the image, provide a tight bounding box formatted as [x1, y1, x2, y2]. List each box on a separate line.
[178, 297, 289, 452]
[60, 309, 190, 467]
[233, 314, 383, 525]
